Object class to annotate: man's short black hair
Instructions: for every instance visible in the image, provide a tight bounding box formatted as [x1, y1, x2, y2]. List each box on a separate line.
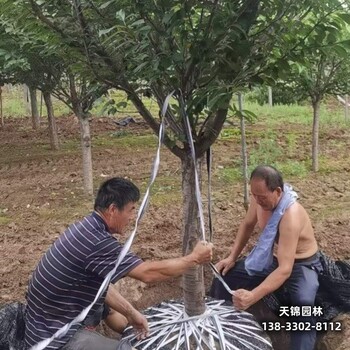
[94, 177, 140, 211]
[250, 165, 284, 192]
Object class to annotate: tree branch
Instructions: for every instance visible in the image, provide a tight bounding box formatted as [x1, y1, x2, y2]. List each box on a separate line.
[196, 106, 229, 157]
[123, 81, 184, 159]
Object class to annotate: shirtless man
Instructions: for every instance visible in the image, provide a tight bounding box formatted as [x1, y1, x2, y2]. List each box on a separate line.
[210, 165, 322, 350]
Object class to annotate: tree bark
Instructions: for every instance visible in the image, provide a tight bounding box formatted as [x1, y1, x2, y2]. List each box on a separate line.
[345, 95, 349, 122]
[68, 74, 94, 196]
[182, 154, 205, 316]
[268, 86, 273, 107]
[79, 116, 93, 196]
[23, 84, 31, 116]
[125, 85, 184, 159]
[312, 99, 321, 172]
[29, 86, 40, 130]
[43, 91, 59, 150]
[238, 93, 249, 211]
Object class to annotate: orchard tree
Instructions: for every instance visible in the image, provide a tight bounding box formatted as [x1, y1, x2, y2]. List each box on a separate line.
[20, 0, 350, 316]
[275, 17, 350, 171]
[0, 9, 110, 194]
[53, 73, 109, 195]
[0, 22, 63, 144]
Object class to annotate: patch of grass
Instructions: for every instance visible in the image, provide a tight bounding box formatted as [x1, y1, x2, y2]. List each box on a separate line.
[93, 90, 160, 118]
[317, 156, 348, 174]
[274, 160, 309, 178]
[241, 101, 349, 128]
[315, 199, 350, 221]
[249, 132, 281, 166]
[219, 128, 241, 140]
[151, 175, 181, 192]
[110, 130, 131, 138]
[0, 215, 11, 225]
[2, 86, 69, 117]
[93, 133, 157, 148]
[152, 191, 182, 206]
[136, 175, 182, 206]
[62, 140, 80, 152]
[217, 159, 309, 184]
[216, 127, 310, 183]
[216, 166, 242, 183]
[285, 133, 298, 156]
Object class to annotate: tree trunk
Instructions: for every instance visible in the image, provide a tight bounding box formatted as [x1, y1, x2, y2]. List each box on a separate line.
[345, 95, 349, 122]
[268, 86, 273, 107]
[23, 84, 31, 116]
[182, 154, 205, 316]
[43, 91, 59, 150]
[79, 116, 93, 196]
[68, 74, 94, 196]
[312, 99, 321, 172]
[40, 92, 43, 118]
[238, 93, 249, 211]
[29, 86, 40, 130]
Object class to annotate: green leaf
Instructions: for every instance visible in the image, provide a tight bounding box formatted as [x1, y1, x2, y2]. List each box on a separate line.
[98, 27, 115, 37]
[339, 40, 350, 49]
[333, 45, 348, 58]
[100, 1, 114, 10]
[131, 19, 145, 27]
[116, 10, 125, 22]
[242, 109, 257, 122]
[133, 61, 148, 73]
[339, 13, 350, 24]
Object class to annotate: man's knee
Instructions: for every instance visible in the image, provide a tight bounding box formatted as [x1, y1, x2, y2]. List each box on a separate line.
[290, 286, 317, 307]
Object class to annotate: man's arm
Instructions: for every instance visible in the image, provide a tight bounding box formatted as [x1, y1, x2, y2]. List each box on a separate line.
[127, 240, 213, 283]
[216, 197, 258, 275]
[234, 205, 300, 309]
[105, 285, 149, 339]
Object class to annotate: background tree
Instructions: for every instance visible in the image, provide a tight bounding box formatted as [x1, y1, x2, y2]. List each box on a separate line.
[0, 8, 109, 194]
[21, 0, 350, 317]
[269, 13, 350, 171]
[53, 72, 109, 195]
[0, 22, 62, 146]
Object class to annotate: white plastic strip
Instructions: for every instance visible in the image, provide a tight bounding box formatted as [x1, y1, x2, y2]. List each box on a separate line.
[30, 93, 174, 350]
[124, 299, 273, 350]
[179, 92, 235, 295]
[180, 94, 206, 241]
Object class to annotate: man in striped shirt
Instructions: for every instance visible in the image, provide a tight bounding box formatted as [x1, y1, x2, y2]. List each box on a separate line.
[25, 177, 213, 350]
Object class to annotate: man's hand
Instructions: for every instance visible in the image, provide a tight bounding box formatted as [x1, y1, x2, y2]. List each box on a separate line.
[216, 256, 235, 276]
[233, 289, 257, 310]
[191, 241, 213, 264]
[126, 308, 149, 340]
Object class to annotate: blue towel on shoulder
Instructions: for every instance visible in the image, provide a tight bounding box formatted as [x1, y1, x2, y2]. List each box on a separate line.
[244, 184, 298, 276]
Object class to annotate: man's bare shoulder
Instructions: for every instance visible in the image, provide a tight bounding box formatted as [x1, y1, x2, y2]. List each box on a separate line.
[280, 202, 307, 228]
[284, 201, 307, 216]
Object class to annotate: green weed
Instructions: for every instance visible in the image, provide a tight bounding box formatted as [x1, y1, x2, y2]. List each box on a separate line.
[93, 134, 157, 148]
[219, 128, 241, 140]
[1, 87, 69, 117]
[217, 166, 242, 182]
[240, 101, 349, 128]
[0, 213, 11, 226]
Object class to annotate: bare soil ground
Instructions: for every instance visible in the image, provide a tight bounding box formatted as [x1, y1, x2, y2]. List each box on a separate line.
[0, 114, 349, 348]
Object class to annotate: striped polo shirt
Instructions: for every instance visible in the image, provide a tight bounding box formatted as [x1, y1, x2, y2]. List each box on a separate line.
[25, 211, 142, 349]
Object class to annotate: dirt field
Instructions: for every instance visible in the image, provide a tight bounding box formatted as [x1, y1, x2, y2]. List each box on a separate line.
[0, 114, 349, 347]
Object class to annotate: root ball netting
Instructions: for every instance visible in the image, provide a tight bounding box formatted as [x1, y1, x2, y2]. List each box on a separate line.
[123, 298, 272, 350]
